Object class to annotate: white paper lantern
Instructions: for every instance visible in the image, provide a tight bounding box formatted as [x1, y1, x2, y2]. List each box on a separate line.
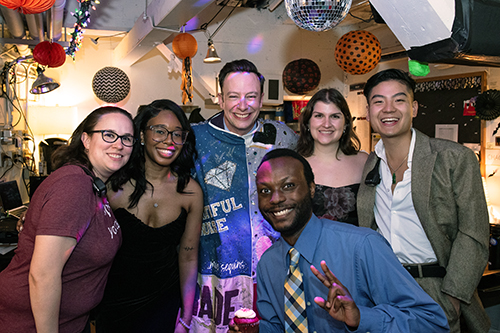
[285, 0, 352, 32]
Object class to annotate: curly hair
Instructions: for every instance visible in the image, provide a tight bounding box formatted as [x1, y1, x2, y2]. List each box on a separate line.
[52, 106, 135, 171]
[297, 88, 360, 158]
[110, 99, 197, 209]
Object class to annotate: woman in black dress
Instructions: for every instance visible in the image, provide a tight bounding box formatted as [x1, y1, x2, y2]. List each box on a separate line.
[297, 88, 368, 225]
[95, 100, 203, 333]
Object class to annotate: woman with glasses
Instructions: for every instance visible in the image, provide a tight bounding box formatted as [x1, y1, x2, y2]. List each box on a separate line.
[94, 100, 202, 333]
[0, 107, 135, 333]
[297, 88, 368, 225]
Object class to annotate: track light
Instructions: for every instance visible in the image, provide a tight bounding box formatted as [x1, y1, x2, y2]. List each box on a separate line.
[89, 32, 127, 45]
[204, 39, 221, 63]
[30, 66, 60, 94]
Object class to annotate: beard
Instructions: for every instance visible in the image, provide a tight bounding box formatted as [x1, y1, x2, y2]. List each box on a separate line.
[262, 189, 313, 238]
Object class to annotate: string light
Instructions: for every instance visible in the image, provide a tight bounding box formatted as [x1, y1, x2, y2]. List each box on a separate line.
[65, 0, 100, 60]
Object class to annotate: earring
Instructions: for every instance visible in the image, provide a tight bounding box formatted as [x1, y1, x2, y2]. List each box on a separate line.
[141, 142, 145, 146]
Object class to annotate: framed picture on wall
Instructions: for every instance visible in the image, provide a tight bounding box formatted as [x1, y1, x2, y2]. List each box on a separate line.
[435, 124, 459, 142]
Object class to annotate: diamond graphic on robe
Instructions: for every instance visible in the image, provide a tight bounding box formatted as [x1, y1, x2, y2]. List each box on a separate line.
[205, 161, 237, 191]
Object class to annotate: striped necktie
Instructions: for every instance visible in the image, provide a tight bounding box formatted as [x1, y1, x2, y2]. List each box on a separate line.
[284, 247, 308, 333]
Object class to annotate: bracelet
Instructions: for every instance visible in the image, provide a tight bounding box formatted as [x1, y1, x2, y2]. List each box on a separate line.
[179, 318, 191, 330]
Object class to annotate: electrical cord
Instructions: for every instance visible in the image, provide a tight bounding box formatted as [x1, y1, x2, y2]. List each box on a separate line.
[348, 11, 374, 23]
[0, 59, 38, 180]
[209, 1, 241, 39]
[0, 160, 15, 179]
[200, 3, 227, 31]
[2, 76, 36, 142]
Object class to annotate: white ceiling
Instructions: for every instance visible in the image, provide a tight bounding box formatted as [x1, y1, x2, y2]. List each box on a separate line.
[62, 0, 378, 36]
[0, 0, 403, 66]
[60, 0, 371, 31]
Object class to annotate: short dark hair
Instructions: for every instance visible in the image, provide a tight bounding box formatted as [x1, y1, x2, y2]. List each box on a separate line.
[218, 59, 265, 94]
[258, 148, 314, 185]
[363, 68, 416, 102]
[52, 106, 134, 171]
[297, 88, 361, 158]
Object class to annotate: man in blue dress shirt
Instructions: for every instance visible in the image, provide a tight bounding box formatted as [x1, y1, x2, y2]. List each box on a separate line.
[249, 148, 449, 332]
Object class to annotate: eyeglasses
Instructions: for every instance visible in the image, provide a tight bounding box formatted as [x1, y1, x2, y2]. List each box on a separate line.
[87, 130, 136, 147]
[147, 125, 189, 145]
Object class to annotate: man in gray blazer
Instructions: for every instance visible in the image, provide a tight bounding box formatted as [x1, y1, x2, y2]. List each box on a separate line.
[357, 68, 490, 332]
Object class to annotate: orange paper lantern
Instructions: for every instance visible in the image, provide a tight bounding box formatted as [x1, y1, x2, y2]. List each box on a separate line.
[0, 0, 55, 14]
[334, 30, 381, 75]
[172, 33, 198, 59]
[33, 41, 66, 68]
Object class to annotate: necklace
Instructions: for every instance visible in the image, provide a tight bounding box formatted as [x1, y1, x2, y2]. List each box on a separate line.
[388, 155, 408, 185]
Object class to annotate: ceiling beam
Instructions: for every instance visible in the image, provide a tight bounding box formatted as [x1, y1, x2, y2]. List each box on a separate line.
[113, 0, 212, 67]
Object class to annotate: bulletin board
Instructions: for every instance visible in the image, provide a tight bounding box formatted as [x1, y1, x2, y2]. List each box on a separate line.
[413, 72, 486, 144]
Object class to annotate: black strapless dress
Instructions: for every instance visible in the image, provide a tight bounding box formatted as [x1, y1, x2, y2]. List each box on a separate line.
[312, 184, 360, 226]
[94, 208, 187, 333]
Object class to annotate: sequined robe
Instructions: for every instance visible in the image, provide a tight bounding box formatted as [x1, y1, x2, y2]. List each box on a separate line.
[191, 112, 297, 332]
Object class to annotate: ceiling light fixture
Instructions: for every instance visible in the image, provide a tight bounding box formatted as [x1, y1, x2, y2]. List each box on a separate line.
[30, 66, 60, 94]
[201, 1, 241, 64]
[204, 38, 221, 63]
[90, 32, 127, 45]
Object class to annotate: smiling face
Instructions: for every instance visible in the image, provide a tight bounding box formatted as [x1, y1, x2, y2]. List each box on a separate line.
[366, 80, 418, 140]
[143, 110, 183, 168]
[257, 156, 315, 245]
[219, 71, 263, 136]
[81, 113, 134, 182]
[309, 101, 345, 148]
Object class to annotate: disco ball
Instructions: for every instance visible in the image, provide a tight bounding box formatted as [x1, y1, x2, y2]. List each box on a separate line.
[285, 0, 352, 32]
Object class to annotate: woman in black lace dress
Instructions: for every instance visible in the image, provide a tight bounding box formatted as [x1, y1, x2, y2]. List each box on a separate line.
[297, 88, 368, 225]
[94, 100, 203, 333]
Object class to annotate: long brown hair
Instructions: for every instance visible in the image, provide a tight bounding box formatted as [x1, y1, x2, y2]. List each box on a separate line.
[297, 88, 360, 158]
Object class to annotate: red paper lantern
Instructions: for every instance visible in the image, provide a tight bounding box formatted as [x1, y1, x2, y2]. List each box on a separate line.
[33, 41, 66, 68]
[0, 0, 55, 14]
[172, 33, 198, 59]
[334, 30, 381, 75]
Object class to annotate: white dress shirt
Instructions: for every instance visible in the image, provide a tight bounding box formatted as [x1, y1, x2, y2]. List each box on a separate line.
[373, 129, 438, 264]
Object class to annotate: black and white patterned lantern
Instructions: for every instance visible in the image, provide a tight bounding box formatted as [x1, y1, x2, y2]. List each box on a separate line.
[92, 67, 130, 103]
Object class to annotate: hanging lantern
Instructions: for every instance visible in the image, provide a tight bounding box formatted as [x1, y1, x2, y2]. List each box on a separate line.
[285, 0, 352, 32]
[0, 0, 55, 14]
[33, 41, 66, 68]
[92, 67, 131, 104]
[172, 33, 198, 59]
[282, 59, 321, 95]
[476, 90, 500, 120]
[334, 30, 381, 75]
[172, 33, 198, 105]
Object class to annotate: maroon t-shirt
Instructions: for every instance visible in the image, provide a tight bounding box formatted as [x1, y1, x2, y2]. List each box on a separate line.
[0, 165, 122, 333]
